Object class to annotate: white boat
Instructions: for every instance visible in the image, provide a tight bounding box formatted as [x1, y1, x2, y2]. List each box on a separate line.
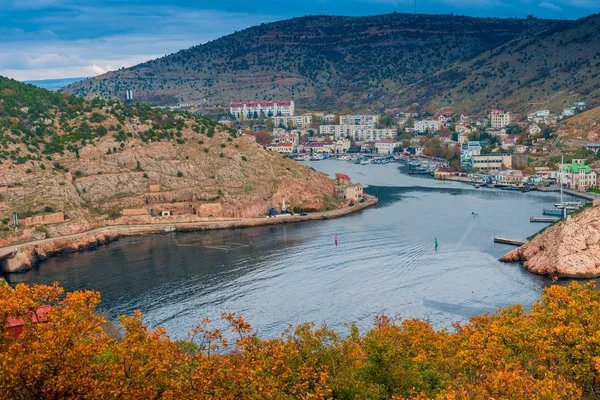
[338, 156, 349, 161]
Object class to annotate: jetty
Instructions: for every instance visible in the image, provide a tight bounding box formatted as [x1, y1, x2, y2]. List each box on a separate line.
[494, 237, 526, 246]
[530, 217, 560, 223]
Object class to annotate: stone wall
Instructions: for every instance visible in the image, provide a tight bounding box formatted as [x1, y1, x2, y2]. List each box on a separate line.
[21, 212, 65, 227]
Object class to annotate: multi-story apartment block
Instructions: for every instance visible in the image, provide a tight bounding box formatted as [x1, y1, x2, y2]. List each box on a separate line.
[489, 109, 511, 129]
[319, 125, 396, 142]
[230, 101, 294, 119]
[339, 115, 380, 127]
[272, 114, 313, 128]
[414, 120, 440, 133]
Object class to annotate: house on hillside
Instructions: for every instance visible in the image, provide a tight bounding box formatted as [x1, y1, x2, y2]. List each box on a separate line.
[528, 124, 542, 136]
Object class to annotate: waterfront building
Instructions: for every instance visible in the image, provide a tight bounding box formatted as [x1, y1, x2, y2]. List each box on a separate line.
[489, 110, 511, 129]
[319, 125, 396, 141]
[275, 133, 299, 146]
[460, 141, 482, 169]
[494, 169, 524, 184]
[414, 120, 440, 133]
[334, 139, 351, 153]
[374, 140, 401, 155]
[472, 154, 513, 171]
[339, 115, 380, 127]
[557, 160, 597, 190]
[335, 184, 363, 202]
[230, 101, 294, 119]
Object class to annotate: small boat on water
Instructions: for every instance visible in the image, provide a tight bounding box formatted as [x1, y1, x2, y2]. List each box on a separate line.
[309, 155, 323, 161]
[554, 201, 581, 210]
[474, 184, 481, 188]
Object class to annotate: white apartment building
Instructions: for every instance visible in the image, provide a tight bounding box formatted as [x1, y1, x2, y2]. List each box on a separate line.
[375, 140, 401, 155]
[230, 101, 294, 119]
[272, 114, 313, 128]
[489, 109, 511, 129]
[414, 120, 440, 133]
[319, 125, 396, 142]
[339, 115, 380, 127]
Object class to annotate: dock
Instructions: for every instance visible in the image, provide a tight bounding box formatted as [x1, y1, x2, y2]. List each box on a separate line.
[530, 217, 560, 223]
[494, 237, 526, 246]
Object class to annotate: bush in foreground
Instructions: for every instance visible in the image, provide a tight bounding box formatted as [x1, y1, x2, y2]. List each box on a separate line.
[1, 282, 599, 399]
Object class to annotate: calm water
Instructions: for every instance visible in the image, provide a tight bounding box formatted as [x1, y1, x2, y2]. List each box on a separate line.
[6, 161, 580, 339]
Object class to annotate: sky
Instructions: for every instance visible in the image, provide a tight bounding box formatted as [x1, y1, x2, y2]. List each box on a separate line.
[1, 0, 598, 81]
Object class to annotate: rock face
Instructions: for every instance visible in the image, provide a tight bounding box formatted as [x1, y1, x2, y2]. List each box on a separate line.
[500, 206, 600, 278]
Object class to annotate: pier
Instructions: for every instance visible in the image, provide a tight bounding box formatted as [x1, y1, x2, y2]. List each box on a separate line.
[530, 217, 560, 223]
[494, 237, 526, 246]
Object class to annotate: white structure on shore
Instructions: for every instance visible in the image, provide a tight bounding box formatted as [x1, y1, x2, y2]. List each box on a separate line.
[230, 101, 294, 119]
[319, 125, 396, 141]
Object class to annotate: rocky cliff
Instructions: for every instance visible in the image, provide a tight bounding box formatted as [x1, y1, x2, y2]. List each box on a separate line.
[0, 76, 337, 248]
[500, 205, 600, 278]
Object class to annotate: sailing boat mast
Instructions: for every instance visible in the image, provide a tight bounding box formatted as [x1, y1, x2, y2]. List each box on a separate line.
[560, 154, 564, 204]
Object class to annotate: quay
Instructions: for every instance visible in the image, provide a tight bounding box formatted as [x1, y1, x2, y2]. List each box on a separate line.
[494, 237, 526, 246]
[530, 217, 560, 223]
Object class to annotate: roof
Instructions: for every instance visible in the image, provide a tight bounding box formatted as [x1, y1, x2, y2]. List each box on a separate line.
[6, 305, 51, 328]
[559, 161, 593, 174]
[587, 143, 600, 147]
[230, 101, 292, 108]
[490, 109, 506, 114]
[335, 173, 351, 181]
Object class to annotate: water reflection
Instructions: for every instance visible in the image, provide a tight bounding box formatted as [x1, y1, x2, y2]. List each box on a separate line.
[6, 161, 581, 339]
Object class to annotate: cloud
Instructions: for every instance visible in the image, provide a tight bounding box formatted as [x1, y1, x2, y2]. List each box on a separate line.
[539, 1, 562, 10]
[0, 0, 597, 81]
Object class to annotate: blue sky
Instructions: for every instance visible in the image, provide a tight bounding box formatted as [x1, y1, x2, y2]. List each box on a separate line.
[1, 0, 598, 81]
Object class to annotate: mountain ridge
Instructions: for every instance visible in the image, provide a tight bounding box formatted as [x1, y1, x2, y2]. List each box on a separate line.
[62, 13, 565, 113]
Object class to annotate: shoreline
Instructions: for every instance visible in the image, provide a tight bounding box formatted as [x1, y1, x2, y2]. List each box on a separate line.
[0, 195, 378, 274]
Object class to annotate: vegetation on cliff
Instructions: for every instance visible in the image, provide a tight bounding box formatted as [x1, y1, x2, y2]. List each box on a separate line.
[0, 76, 336, 246]
[1, 281, 600, 398]
[61, 13, 562, 112]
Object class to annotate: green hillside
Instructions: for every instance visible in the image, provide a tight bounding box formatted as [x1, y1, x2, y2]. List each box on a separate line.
[409, 13, 600, 113]
[62, 13, 562, 113]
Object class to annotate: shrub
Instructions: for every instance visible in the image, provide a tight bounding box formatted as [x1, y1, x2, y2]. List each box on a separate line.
[43, 206, 55, 213]
[177, 171, 183, 177]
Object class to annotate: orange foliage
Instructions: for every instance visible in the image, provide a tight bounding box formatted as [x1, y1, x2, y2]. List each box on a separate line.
[1, 282, 600, 399]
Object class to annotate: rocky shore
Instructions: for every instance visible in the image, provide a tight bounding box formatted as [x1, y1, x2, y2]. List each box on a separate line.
[0, 196, 377, 273]
[500, 205, 600, 278]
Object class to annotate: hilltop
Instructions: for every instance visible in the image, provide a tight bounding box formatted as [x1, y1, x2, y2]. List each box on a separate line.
[0, 76, 337, 247]
[62, 13, 562, 112]
[411, 13, 600, 113]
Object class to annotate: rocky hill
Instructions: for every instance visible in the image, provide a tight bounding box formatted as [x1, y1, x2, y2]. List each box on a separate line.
[411, 13, 600, 114]
[560, 105, 600, 143]
[61, 13, 562, 113]
[500, 205, 600, 278]
[0, 76, 336, 246]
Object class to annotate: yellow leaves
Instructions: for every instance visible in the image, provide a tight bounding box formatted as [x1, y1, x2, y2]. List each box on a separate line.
[2, 282, 600, 398]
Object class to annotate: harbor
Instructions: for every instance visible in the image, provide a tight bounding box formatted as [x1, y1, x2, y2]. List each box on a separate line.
[7, 160, 568, 339]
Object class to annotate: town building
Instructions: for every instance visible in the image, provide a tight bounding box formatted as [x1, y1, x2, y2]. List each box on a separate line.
[273, 114, 313, 128]
[230, 101, 294, 119]
[322, 114, 336, 124]
[319, 125, 396, 142]
[528, 124, 542, 136]
[267, 142, 294, 154]
[489, 110, 511, 129]
[340, 115, 380, 127]
[527, 110, 549, 122]
[374, 140, 401, 155]
[472, 154, 513, 171]
[414, 120, 440, 133]
[334, 139, 351, 153]
[460, 141, 482, 169]
[587, 143, 600, 153]
[494, 169, 524, 184]
[335, 182, 363, 202]
[557, 160, 597, 190]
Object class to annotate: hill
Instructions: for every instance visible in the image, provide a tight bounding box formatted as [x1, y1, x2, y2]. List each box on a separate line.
[560, 105, 600, 143]
[61, 13, 563, 113]
[410, 13, 600, 114]
[0, 76, 336, 246]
